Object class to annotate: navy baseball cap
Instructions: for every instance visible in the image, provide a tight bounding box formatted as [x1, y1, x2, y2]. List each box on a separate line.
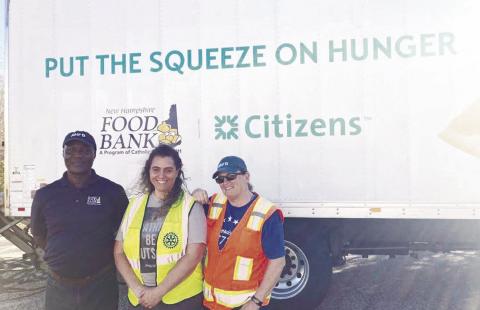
[63, 131, 97, 152]
[212, 156, 248, 178]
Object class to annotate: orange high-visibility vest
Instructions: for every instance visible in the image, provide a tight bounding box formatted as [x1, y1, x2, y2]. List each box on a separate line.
[203, 192, 283, 310]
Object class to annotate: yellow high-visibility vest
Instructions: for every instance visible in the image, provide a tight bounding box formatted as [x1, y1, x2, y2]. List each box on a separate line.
[121, 191, 203, 305]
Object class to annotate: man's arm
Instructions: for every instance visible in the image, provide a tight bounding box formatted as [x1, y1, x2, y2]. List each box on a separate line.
[113, 185, 129, 230]
[30, 191, 47, 249]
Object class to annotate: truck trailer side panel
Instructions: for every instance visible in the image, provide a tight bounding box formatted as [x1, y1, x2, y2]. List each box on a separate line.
[6, 1, 480, 217]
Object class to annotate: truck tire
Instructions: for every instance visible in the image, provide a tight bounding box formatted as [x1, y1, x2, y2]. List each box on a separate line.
[270, 218, 333, 309]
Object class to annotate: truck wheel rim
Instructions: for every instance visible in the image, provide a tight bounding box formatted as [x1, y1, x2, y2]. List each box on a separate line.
[271, 240, 310, 300]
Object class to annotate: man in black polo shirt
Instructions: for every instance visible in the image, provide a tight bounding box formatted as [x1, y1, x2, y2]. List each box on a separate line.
[31, 130, 129, 310]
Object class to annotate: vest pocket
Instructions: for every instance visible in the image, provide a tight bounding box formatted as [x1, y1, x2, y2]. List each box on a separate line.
[233, 256, 253, 281]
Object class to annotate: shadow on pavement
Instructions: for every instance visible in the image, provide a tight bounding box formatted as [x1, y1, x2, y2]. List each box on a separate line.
[0, 257, 46, 302]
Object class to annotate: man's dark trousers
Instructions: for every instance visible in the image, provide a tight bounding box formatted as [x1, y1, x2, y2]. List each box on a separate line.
[45, 267, 118, 310]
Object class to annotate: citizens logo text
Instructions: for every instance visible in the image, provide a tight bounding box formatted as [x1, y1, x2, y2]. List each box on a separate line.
[215, 113, 362, 140]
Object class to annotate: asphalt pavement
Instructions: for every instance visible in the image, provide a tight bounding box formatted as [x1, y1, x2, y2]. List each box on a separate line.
[1, 236, 480, 310]
[318, 252, 480, 310]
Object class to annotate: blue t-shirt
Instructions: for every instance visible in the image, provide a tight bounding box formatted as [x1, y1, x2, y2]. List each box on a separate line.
[207, 194, 285, 259]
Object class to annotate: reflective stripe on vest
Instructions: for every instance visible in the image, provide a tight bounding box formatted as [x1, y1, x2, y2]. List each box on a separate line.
[231, 196, 271, 282]
[157, 252, 184, 265]
[205, 193, 229, 269]
[203, 282, 214, 302]
[120, 194, 148, 242]
[122, 191, 202, 306]
[208, 193, 227, 220]
[204, 279, 256, 308]
[206, 283, 271, 309]
[246, 197, 274, 231]
[214, 288, 255, 308]
[204, 285, 271, 310]
[127, 258, 140, 271]
[213, 288, 271, 308]
[125, 252, 185, 271]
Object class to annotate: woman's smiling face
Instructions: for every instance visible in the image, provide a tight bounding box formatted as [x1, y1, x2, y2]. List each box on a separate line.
[149, 156, 179, 198]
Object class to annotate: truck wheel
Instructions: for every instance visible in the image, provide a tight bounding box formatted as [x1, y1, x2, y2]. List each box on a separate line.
[270, 219, 333, 309]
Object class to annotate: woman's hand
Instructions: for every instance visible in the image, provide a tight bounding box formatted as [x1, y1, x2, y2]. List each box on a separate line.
[192, 188, 209, 204]
[132, 284, 146, 300]
[240, 300, 261, 310]
[139, 286, 165, 309]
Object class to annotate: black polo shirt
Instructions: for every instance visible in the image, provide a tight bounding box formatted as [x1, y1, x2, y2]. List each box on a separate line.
[31, 170, 129, 278]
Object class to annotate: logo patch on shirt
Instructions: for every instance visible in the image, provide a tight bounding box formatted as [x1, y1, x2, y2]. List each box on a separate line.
[163, 232, 179, 249]
[86, 196, 102, 206]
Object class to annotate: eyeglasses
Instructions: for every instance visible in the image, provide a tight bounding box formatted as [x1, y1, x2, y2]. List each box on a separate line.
[214, 173, 244, 184]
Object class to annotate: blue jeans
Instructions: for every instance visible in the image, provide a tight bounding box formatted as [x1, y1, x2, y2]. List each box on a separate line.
[45, 267, 118, 310]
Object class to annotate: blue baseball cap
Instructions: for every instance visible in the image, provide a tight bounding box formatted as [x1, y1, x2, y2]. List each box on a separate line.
[63, 131, 97, 152]
[212, 156, 248, 178]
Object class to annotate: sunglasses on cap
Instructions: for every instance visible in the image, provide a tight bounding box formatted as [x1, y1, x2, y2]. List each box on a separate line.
[214, 172, 245, 184]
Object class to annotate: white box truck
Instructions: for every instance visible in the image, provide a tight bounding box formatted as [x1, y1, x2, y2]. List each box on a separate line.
[2, 0, 480, 307]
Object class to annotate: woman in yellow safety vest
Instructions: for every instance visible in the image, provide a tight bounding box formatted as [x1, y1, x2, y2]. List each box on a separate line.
[114, 144, 206, 309]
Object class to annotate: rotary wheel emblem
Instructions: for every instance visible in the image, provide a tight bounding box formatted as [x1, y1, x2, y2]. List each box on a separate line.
[163, 232, 179, 249]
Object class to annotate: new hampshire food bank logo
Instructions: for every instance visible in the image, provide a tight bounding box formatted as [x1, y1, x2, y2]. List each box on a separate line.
[99, 104, 182, 156]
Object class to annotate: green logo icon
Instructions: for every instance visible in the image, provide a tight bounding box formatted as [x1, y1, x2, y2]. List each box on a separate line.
[163, 232, 179, 248]
[214, 115, 239, 140]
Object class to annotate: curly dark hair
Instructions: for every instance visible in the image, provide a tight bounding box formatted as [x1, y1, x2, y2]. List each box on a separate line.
[141, 144, 185, 207]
